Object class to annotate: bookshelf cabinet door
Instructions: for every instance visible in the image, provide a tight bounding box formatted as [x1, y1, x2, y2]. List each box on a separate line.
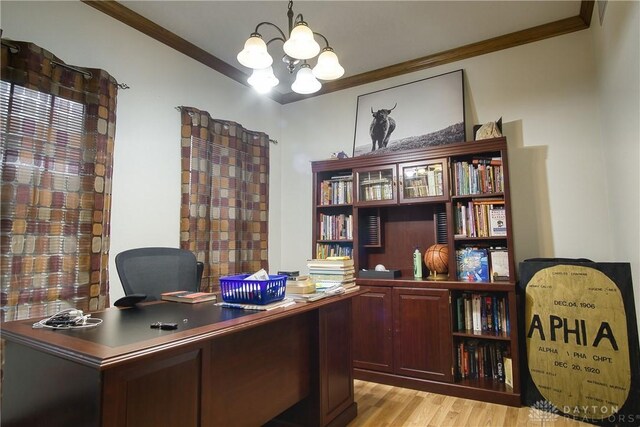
[398, 158, 449, 204]
[352, 286, 393, 372]
[354, 165, 398, 206]
[393, 287, 453, 382]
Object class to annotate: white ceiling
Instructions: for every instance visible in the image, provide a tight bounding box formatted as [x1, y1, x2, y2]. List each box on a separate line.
[120, 1, 582, 96]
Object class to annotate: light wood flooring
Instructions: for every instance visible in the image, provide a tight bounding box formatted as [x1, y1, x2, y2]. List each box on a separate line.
[348, 380, 593, 427]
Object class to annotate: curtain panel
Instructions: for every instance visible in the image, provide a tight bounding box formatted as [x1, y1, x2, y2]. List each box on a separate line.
[179, 107, 269, 292]
[1, 40, 118, 320]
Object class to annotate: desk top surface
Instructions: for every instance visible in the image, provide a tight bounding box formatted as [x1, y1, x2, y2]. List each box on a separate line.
[1, 290, 364, 369]
[45, 302, 253, 347]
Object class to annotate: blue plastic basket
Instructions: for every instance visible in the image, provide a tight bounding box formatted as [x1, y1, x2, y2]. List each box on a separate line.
[219, 274, 287, 305]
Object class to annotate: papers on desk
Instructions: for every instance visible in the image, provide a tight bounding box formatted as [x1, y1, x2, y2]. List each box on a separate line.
[287, 291, 330, 303]
[216, 298, 295, 311]
[217, 285, 361, 308]
[286, 285, 360, 303]
[244, 268, 269, 281]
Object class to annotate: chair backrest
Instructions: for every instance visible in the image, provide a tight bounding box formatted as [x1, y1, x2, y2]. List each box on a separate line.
[115, 247, 199, 301]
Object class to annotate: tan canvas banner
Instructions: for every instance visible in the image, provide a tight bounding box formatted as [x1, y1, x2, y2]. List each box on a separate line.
[525, 264, 630, 420]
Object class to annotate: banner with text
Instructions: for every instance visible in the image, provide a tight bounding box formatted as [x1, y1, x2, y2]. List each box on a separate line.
[519, 260, 639, 426]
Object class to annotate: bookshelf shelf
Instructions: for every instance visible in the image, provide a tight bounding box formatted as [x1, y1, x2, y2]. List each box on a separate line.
[311, 137, 519, 406]
[454, 236, 508, 241]
[452, 192, 504, 200]
[456, 378, 514, 393]
[452, 330, 511, 341]
[316, 203, 352, 208]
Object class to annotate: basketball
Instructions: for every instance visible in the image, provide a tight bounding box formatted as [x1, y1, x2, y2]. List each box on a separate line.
[424, 244, 449, 274]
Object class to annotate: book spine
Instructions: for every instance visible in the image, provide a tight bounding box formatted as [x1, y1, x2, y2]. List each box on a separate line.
[456, 297, 464, 331]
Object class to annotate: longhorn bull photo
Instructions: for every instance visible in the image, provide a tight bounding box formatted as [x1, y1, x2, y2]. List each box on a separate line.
[369, 103, 397, 151]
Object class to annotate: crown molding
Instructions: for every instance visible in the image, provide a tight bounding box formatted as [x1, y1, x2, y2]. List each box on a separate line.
[83, 0, 594, 105]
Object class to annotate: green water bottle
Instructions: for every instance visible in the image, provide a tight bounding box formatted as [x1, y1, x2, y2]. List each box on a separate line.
[413, 247, 422, 278]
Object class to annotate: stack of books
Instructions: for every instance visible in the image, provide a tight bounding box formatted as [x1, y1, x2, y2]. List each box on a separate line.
[307, 256, 356, 291]
[279, 270, 316, 301]
[285, 274, 315, 295]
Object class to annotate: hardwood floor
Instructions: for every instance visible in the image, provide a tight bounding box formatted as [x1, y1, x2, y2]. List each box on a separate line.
[348, 380, 593, 427]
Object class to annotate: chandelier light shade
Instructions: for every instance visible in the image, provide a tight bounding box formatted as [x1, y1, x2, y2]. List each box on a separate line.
[237, 34, 273, 69]
[291, 63, 321, 94]
[312, 48, 345, 80]
[237, 0, 343, 95]
[282, 22, 320, 60]
[247, 67, 279, 94]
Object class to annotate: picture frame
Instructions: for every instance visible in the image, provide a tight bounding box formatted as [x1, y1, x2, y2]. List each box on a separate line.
[353, 69, 466, 157]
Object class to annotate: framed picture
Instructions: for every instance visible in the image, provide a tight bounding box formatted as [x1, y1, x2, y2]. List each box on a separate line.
[353, 69, 465, 157]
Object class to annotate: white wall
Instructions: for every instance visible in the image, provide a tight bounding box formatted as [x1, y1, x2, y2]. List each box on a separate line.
[1, 1, 283, 303]
[280, 29, 610, 273]
[591, 0, 640, 336]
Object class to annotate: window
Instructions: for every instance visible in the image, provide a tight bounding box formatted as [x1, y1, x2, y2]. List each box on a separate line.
[179, 107, 270, 291]
[1, 40, 119, 320]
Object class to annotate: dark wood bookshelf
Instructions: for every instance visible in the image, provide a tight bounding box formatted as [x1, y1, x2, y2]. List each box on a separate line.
[311, 137, 520, 406]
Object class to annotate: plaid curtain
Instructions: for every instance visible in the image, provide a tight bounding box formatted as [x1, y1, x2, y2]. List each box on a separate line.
[1, 40, 119, 320]
[179, 106, 269, 292]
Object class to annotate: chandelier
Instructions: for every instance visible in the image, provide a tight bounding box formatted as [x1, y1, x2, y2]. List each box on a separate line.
[237, 0, 344, 95]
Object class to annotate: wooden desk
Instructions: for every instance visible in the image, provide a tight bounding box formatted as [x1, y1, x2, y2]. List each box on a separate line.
[1, 293, 361, 427]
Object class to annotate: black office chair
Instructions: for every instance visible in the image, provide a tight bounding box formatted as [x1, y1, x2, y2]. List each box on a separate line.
[115, 247, 204, 302]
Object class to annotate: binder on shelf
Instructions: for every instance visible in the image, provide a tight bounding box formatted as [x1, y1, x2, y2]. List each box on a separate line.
[489, 248, 510, 281]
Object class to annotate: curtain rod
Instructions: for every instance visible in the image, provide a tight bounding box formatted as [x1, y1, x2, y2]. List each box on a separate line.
[51, 59, 93, 79]
[176, 106, 278, 144]
[1, 39, 129, 89]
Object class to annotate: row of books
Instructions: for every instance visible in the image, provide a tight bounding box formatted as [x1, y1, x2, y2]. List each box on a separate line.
[456, 247, 510, 282]
[319, 174, 353, 205]
[453, 292, 510, 334]
[318, 213, 353, 240]
[454, 200, 506, 238]
[453, 159, 504, 196]
[402, 167, 444, 198]
[359, 172, 394, 202]
[455, 339, 512, 385]
[360, 183, 393, 201]
[316, 243, 353, 259]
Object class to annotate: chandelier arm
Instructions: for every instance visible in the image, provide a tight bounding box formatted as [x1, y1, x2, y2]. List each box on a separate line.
[265, 37, 286, 47]
[312, 32, 331, 49]
[287, 1, 295, 33]
[254, 21, 287, 41]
